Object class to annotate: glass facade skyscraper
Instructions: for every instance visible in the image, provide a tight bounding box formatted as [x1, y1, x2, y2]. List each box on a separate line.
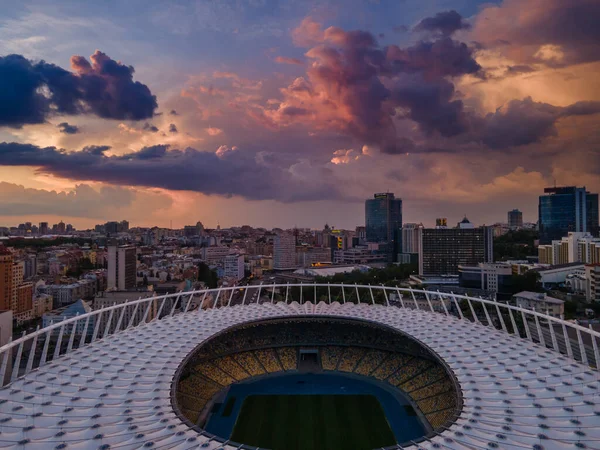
[539, 186, 599, 244]
[365, 193, 402, 261]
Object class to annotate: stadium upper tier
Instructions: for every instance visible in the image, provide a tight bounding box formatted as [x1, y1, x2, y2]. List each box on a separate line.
[0, 283, 599, 449]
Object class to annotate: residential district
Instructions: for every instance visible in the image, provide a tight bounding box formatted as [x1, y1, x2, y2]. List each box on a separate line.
[0, 185, 598, 346]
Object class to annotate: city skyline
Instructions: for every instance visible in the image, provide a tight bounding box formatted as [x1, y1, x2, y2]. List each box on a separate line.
[0, 0, 599, 229]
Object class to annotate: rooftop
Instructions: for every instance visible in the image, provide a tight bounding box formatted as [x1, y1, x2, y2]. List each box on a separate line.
[513, 291, 564, 304]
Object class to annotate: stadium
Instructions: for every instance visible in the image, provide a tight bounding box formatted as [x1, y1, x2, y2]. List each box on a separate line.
[0, 283, 599, 449]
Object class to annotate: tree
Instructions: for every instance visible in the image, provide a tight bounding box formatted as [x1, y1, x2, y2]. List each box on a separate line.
[494, 229, 539, 261]
[510, 271, 543, 295]
[198, 262, 218, 288]
[143, 274, 149, 286]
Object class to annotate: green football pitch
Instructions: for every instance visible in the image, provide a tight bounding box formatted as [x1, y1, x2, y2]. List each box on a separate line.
[230, 394, 397, 450]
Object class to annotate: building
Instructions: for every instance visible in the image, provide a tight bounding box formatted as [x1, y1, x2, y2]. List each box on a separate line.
[42, 300, 94, 335]
[538, 232, 600, 265]
[0, 248, 13, 311]
[513, 291, 564, 317]
[508, 209, 523, 230]
[23, 254, 37, 279]
[458, 263, 513, 299]
[38, 222, 49, 235]
[94, 290, 157, 331]
[401, 223, 423, 254]
[296, 247, 332, 268]
[419, 225, 493, 276]
[539, 186, 599, 244]
[333, 247, 387, 264]
[435, 218, 448, 229]
[223, 254, 245, 281]
[274, 233, 297, 270]
[201, 246, 231, 265]
[107, 242, 137, 290]
[32, 294, 53, 318]
[585, 264, 600, 302]
[38, 279, 96, 309]
[365, 193, 402, 243]
[534, 263, 586, 288]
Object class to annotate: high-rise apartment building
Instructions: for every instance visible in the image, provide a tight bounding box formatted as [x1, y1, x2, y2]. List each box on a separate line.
[39, 222, 49, 235]
[107, 242, 137, 290]
[539, 186, 599, 243]
[419, 227, 494, 276]
[508, 209, 523, 230]
[401, 223, 423, 254]
[274, 233, 297, 270]
[0, 248, 13, 311]
[538, 232, 600, 265]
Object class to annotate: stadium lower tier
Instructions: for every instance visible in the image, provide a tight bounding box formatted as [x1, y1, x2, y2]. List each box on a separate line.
[175, 344, 458, 436]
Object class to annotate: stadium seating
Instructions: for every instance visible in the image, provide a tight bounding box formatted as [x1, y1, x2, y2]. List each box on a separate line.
[276, 347, 297, 371]
[354, 349, 389, 376]
[232, 351, 266, 376]
[176, 318, 460, 433]
[254, 349, 283, 373]
[337, 347, 367, 372]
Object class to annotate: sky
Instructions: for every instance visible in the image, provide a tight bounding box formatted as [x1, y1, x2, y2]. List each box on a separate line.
[0, 0, 598, 230]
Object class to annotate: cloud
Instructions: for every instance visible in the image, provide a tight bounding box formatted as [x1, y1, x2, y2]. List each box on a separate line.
[275, 56, 304, 65]
[471, 0, 600, 66]
[57, 122, 80, 134]
[169, 109, 179, 115]
[0, 50, 157, 128]
[168, 123, 178, 133]
[414, 10, 471, 36]
[265, 19, 481, 153]
[143, 122, 159, 133]
[206, 127, 223, 136]
[0, 142, 345, 202]
[0, 182, 171, 218]
[482, 97, 600, 149]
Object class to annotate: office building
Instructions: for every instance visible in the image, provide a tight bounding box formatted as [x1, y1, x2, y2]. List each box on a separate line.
[107, 242, 137, 290]
[419, 226, 493, 276]
[508, 209, 523, 230]
[224, 254, 245, 281]
[539, 186, 599, 244]
[458, 263, 513, 300]
[274, 233, 297, 270]
[435, 218, 448, 229]
[365, 193, 402, 243]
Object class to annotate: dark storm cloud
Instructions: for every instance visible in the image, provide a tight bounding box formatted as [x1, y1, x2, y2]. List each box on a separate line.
[414, 10, 471, 36]
[57, 122, 80, 134]
[169, 109, 179, 115]
[386, 38, 481, 78]
[390, 75, 473, 137]
[168, 123, 178, 133]
[0, 142, 344, 202]
[0, 51, 157, 128]
[481, 97, 600, 149]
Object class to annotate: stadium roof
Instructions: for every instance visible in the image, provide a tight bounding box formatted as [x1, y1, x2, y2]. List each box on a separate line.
[0, 295, 599, 449]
